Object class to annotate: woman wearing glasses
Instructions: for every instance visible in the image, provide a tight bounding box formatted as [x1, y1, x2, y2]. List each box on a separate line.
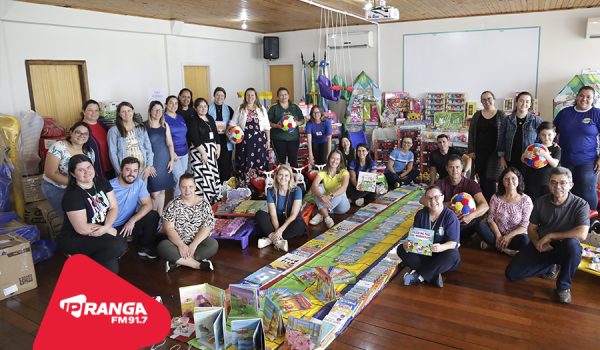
[41, 121, 95, 219]
[385, 136, 419, 188]
[397, 185, 460, 288]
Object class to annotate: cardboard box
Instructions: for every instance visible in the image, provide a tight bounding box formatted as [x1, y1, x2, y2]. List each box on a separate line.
[22, 175, 45, 203]
[24, 200, 62, 241]
[0, 233, 38, 300]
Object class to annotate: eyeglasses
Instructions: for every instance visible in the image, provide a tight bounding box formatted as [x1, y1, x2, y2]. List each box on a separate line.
[73, 131, 89, 137]
[549, 180, 571, 187]
[481, 97, 494, 101]
[425, 194, 443, 201]
[402, 141, 413, 145]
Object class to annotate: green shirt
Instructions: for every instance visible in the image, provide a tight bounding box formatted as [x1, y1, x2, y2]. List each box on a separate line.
[268, 103, 304, 141]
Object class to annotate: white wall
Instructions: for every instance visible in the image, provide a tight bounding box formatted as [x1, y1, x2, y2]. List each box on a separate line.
[379, 8, 600, 120]
[0, 0, 266, 118]
[267, 24, 379, 103]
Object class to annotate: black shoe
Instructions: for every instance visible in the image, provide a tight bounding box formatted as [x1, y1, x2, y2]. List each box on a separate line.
[137, 248, 158, 259]
[541, 264, 560, 280]
[199, 259, 214, 271]
[165, 261, 177, 272]
[433, 274, 444, 288]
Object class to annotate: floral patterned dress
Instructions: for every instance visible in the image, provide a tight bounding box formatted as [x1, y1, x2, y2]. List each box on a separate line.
[235, 108, 268, 186]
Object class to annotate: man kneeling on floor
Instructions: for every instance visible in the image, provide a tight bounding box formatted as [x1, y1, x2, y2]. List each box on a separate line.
[110, 157, 161, 259]
[505, 167, 589, 304]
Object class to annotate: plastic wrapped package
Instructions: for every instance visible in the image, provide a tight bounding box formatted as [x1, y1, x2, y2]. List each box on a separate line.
[0, 219, 40, 243]
[0, 115, 23, 216]
[16, 111, 44, 176]
[0, 158, 12, 212]
[31, 239, 57, 264]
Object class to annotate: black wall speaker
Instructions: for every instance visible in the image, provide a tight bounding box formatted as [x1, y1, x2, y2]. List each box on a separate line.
[263, 36, 279, 60]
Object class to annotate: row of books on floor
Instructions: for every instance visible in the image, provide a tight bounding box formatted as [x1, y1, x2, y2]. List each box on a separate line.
[243, 188, 415, 288]
[172, 267, 351, 349]
[171, 188, 423, 349]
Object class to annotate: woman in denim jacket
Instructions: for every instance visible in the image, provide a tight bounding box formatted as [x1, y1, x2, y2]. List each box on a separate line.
[498, 91, 542, 174]
[108, 102, 155, 179]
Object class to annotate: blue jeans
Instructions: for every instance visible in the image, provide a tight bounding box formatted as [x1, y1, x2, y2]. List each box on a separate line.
[172, 153, 189, 196]
[314, 185, 350, 214]
[505, 238, 582, 290]
[41, 179, 65, 219]
[565, 162, 598, 210]
[476, 221, 529, 251]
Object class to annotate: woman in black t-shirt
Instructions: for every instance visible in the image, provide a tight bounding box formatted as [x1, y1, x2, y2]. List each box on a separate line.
[56, 154, 126, 274]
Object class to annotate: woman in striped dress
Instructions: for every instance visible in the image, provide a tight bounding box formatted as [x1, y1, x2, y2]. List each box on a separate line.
[187, 98, 222, 204]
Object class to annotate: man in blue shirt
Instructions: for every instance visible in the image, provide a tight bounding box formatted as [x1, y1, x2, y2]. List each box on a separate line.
[110, 157, 161, 259]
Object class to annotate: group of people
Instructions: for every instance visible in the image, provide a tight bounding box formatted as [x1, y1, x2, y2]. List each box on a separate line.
[47, 84, 599, 304]
[397, 86, 599, 304]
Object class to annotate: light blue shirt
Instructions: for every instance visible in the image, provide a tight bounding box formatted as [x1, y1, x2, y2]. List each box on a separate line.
[390, 148, 414, 173]
[110, 177, 150, 227]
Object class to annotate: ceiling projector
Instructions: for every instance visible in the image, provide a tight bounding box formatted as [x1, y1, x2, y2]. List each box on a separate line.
[366, 5, 400, 21]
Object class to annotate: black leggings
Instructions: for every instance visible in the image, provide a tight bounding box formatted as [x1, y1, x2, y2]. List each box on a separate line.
[57, 232, 128, 274]
[346, 184, 376, 203]
[311, 142, 329, 165]
[272, 139, 299, 167]
[255, 210, 306, 239]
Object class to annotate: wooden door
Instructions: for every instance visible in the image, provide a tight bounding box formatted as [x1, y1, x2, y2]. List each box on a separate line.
[183, 66, 209, 100]
[269, 64, 294, 104]
[26, 60, 89, 128]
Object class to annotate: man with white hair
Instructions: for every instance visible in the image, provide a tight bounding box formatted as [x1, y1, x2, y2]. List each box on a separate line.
[505, 167, 589, 304]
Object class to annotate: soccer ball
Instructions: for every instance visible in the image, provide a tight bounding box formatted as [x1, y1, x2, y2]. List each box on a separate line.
[281, 115, 297, 132]
[450, 192, 476, 216]
[524, 143, 549, 169]
[228, 126, 244, 144]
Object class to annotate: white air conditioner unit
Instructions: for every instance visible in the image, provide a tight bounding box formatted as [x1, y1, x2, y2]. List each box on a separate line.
[586, 17, 600, 38]
[327, 31, 374, 49]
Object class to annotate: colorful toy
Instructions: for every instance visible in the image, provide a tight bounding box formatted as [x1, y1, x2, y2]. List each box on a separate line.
[228, 126, 244, 144]
[524, 143, 549, 169]
[281, 115, 297, 132]
[450, 192, 476, 216]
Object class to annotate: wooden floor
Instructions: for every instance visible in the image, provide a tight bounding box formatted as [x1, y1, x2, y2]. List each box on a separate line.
[3, 214, 600, 350]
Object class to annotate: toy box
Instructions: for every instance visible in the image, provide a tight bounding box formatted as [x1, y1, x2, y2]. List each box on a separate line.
[0, 233, 37, 300]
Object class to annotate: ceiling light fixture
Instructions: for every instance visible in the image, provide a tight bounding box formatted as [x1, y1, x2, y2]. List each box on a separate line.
[242, 21, 248, 30]
[240, 9, 249, 21]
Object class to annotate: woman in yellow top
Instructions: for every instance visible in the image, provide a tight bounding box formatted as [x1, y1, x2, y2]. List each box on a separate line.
[309, 149, 350, 228]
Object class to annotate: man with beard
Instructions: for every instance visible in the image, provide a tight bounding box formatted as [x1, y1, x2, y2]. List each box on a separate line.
[110, 157, 161, 259]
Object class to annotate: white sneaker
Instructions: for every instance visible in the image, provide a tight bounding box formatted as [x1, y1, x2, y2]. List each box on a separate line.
[324, 216, 334, 228]
[310, 214, 324, 225]
[275, 239, 289, 252]
[258, 237, 273, 249]
[355, 198, 364, 207]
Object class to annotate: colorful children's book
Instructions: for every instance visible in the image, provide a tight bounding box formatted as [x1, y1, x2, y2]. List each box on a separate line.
[311, 267, 337, 303]
[268, 253, 307, 273]
[192, 306, 225, 350]
[229, 284, 260, 317]
[278, 292, 312, 313]
[244, 266, 281, 287]
[179, 283, 225, 318]
[286, 316, 336, 350]
[231, 318, 265, 350]
[356, 171, 378, 192]
[406, 227, 435, 256]
[261, 296, 284, 341]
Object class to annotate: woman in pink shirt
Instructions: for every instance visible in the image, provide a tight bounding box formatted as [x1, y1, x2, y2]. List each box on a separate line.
[476, 167, 533, 255]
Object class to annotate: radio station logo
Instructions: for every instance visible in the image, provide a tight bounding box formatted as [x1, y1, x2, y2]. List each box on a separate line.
[59, 294, 148, 324]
